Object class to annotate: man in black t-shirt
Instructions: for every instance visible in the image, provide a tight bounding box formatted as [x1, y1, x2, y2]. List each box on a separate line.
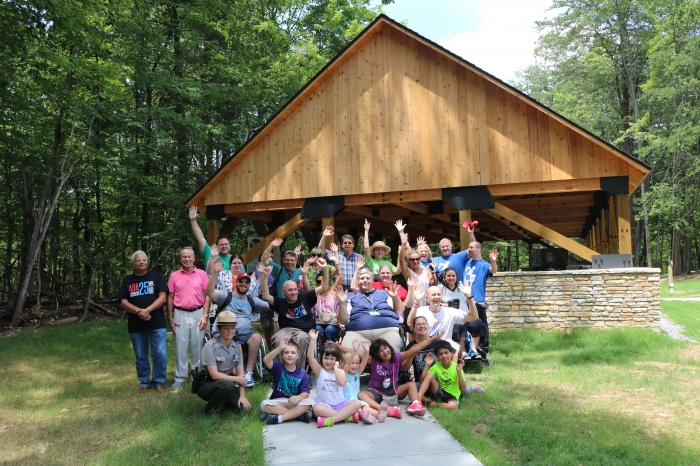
[118, 250, 169, 392]
[261, 260, 328, 367]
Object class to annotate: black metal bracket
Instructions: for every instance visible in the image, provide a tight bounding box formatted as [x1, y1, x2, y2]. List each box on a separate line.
[600, 176, 629, 195]
[300, 196, 345, 219]
[442, 186, 495, 210]
[206, 204, 225, 220]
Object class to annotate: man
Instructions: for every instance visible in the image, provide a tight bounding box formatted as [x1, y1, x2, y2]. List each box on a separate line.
[464, 236, 499, 353]
[319, 227, 362, 290]
[261, 259, 329, 367]
[189, 206, 232, 271]
[197, 310, 252, 416]
[260, 237, 305, 295]
[118, 251, 168, 393]
[432, 231, 476, 283]
[207, 259, 268, 387]
[167, 246, 209, 390]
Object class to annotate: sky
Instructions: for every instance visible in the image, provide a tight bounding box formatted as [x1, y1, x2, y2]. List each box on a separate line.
[375, 0, 556, 83]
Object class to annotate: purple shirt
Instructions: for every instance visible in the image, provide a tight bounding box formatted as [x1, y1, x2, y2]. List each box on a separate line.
[269, 360, 311, 399]
[167, 266, 208, 309]
[369, 352, 402, 395]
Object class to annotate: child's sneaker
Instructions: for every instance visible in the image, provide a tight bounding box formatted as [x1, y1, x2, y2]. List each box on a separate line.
[359, 408, 377, 424]
[387, 406, 402, 419]
[259, 412, 270, 422]
[407, 400, 426, 416]
[244, 372, 255, 387]
[345, 412, 360, 423]
[266, 415, 281, 425]
[376, 401, 389, 423]
[296, 412, 312, 423]
[317, 416, 335, 428]
[462, 385, 485, 396]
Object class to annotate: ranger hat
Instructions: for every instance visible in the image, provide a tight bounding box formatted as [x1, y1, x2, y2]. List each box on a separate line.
[217, 311, 237, 325]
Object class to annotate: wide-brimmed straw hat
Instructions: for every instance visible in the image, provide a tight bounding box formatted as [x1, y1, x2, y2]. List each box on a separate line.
[370, 241, 391, 255]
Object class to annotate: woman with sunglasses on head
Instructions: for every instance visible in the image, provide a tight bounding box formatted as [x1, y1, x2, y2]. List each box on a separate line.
[310, 253, 343, 342]
[395, 220, 437, 308]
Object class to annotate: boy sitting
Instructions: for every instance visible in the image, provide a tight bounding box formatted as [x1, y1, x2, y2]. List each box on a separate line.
[260, 338, 315, 424]
[416, 340, 466, 410]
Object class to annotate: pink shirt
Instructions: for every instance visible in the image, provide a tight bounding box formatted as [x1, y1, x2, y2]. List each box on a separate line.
[167, 266, 209, 309]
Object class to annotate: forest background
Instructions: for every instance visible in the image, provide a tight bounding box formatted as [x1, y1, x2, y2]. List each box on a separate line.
[1, 0, 698, 327]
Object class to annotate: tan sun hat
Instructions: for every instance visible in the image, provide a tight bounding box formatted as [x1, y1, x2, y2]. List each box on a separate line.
[369, 241, 391, 256]
[217, 311, 237, 325]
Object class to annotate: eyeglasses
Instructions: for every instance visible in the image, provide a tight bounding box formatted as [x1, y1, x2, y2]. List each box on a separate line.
[342, 242, 354, 245]
[237, 280, 251, 285]
[311, 253, 322, 257]
[408, 258, 421, 262]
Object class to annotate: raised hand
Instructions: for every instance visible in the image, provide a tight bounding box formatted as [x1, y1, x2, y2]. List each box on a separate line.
[386, 281, 398, 297]
[334, 361, 340, 370]
[361, 341, 369, 353]
[294, 244, 302, 255]
[489, 249, 500, 261]
[188, 206, 198, 221]
[399, 231, 409, 246]
[300, 260, 312, 274]
[364, 218, 371, 232]
[270, 237, 284, 248]
[212, 257, 224, 274]
[309, 329, 318, 340]
[210, 244, 219, 257]
[327, 252, 338, 264]
[395, 219, 405, 232]
[425, 352, 434, 366]
[256, 260, 265, 273]
[352, 339, 360, 352]
[263, 265, 273, 276]
[458, 279, 473, 297]
[412, 284, 425, 303]
[316, 257, 327, 268]
[407, 275, 418, 289]
[330, 242, 339, 253]
[278, 337, 289, 351]
[336, 288, 348, 303]
[356, 256, 365, 268]
[416, 236, 426, 245]
[457, 359, 465, 372]
[323, 225, 334, 237]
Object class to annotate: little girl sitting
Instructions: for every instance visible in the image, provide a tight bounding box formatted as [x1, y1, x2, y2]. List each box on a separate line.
[343, 340, 377, 424]
[309, 329, 363, 428]
[359, 332, 443, 420]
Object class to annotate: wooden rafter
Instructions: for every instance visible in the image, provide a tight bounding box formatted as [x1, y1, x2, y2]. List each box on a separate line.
[241, 213, 311, 264]
[483, 210, 532, 240]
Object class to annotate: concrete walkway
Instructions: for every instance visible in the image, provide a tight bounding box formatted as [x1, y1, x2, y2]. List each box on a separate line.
[262, 377, 482, 465]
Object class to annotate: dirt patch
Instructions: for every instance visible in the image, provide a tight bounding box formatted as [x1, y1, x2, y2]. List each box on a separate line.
[681, 345, 700, 361]
[660, 273, 700, 283]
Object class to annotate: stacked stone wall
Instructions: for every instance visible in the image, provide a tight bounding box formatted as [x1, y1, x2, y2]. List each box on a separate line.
[486, 268, 661, 330]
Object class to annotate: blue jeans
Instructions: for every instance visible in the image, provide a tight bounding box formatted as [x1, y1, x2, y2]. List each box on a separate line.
[130, 328, 168, 388]
[316, 324, 340, 342]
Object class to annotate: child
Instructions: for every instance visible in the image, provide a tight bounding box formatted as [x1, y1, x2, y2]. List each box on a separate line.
[358, 331, 444, 420]
[308, 329, 363, 428]
[416, 340, 466, 410]
[260, 338, 315, 425]
[343, 340, 377, 424]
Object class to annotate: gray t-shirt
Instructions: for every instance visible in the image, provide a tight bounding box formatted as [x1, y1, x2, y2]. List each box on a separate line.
[201, 336, 243, 375]
[216, 292, 269, 331]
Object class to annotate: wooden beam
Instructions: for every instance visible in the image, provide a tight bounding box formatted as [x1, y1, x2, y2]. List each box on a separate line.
[489, 203, 598, 262]
[608, 196, 619, 253]
[483, 210, 532, 240]
[206, 220, 219, 246]
[489, 178, 602, 197]
[241, 213, 310, 264]
[616, 195, 632, 254]
[219, 217, 240, 239]
[459, 210, 471, 250]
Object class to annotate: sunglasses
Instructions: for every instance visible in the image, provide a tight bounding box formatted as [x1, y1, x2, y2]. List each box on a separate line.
[342, 242, 354, 245]
[311, 253, 322, 257]
[408, 258, 421, 262]
[237, 280, 251, 285]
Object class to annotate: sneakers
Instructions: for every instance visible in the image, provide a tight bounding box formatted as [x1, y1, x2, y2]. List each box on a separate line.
[406, 400, 426, 417]
[345, 412, 359, 423]
[296, 412, 312, 423]
[171, 380, 184, 390]
[387, 406, 402, 419]
[462, 386, 485, 396]
[317, 416, 335, 428]
[266, 415, 281, 425]
[421, 396, 436, 408]
[259, 412, 270, 422]
[244, 372, 255, 388]
[468, 348, 482, 359]
[358, 409, 377, 425]
[376, 401, 389, 423]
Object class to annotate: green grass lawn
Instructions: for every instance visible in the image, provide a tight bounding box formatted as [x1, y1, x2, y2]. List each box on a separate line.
[0, 320, 268, 465]
[2, 316, 699, 466]
[660, 276, 700, 298]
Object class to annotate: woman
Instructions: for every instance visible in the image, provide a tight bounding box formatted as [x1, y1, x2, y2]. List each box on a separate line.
[337, 267, 404, 353]
[310, 253, 343, 341]
[306, 247, 337, 288]
[363, 219, 399, 275]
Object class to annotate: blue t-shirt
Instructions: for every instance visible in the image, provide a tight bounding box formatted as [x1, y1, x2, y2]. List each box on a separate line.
[463, 259, 492, 303]
[269, 360, 311, 399]
[433, 250, 469, 283]
[270, 262, 303, 296]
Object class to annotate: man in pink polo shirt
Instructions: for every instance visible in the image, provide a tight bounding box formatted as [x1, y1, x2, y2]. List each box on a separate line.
[167, 246, 209, 390]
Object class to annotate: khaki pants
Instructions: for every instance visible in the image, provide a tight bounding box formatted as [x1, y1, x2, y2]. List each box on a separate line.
[340, 327, 402, 354]
[272, 328, 311, 368]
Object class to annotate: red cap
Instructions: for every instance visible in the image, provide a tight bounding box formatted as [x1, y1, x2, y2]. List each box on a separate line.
[236, 273, 251, 281]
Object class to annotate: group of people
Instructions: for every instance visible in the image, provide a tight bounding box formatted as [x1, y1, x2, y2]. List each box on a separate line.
[118, 207, 499, 420]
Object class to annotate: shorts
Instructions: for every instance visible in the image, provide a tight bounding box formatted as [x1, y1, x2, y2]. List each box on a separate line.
[315, 399, 350, 411]
[260, 397, 315, 412]
[236, 327, 259, 345]
[426, 385, 458, 405]
[366, 387, 396, 405]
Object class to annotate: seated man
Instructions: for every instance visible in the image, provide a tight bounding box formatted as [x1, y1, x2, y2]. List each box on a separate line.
[260, 338, 315, 425]
[197, 311, 252, 416]
[261, 260, 329, 368]
[207, 259, 268, 387]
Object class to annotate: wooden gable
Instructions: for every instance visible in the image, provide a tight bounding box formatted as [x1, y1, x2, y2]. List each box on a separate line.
[190, 16, 649, 211]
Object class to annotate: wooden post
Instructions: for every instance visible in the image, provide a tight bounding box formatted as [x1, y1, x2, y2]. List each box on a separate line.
[601, 209, 608, 254]
[668, 265, 674, 292]
[615, 195, 632, 254]
[206, 220, 219, 246]
[219, 217, 240, 240]
[608, 197, 619, 254]
[459, 210, 471, 251]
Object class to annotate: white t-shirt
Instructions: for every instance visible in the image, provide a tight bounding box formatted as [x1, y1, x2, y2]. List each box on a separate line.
[415, 306, 467, 340]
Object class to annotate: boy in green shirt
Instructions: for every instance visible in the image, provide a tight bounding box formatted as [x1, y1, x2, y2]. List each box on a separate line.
[416, 340, 466, 410]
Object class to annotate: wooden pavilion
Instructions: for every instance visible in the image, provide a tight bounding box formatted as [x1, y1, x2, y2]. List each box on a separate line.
[186, 15, 651, 265]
